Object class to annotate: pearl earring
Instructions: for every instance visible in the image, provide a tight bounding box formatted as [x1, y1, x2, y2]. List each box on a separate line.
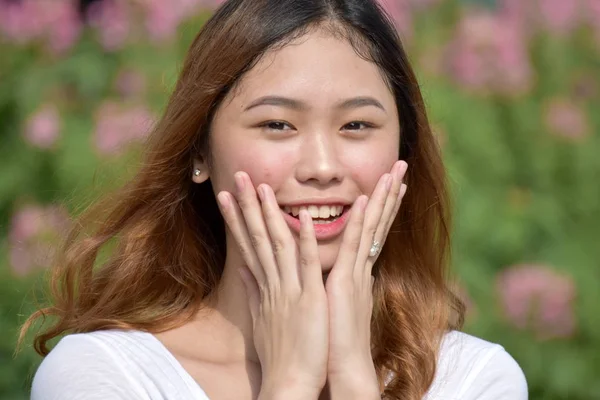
[193, 169, 201, 177]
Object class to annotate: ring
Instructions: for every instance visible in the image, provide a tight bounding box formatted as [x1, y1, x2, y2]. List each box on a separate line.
[369, 240, 382, 257]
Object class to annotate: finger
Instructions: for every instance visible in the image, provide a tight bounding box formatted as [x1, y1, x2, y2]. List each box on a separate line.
[298, 210, 323, 293]
[239, 266, 260, 320]
[234, 172, 280, 285]
[354, 172, 393, 279]
[382, 182, 407, 237]
[332, 195, 368, 279]
[217, 191, 265, 284]
[375, 161, 408, 246]
[257, 183, 300, 292]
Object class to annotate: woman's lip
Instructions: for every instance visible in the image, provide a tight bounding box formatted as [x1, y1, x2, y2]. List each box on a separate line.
[281, 202, 349, 208]
[281, 207, 351, 241]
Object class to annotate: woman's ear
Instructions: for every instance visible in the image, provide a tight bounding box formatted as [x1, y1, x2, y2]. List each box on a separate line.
[192, 157, 210, 184]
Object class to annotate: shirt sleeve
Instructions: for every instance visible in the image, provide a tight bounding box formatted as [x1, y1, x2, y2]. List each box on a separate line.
[31, 334, 149, 400]
[460, 347, 528, 400]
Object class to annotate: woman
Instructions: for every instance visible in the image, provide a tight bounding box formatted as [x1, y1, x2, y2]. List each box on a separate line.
[21, 0, 528, 399]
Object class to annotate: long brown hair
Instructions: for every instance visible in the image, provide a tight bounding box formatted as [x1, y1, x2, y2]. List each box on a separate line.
[19, 0, 464, 398]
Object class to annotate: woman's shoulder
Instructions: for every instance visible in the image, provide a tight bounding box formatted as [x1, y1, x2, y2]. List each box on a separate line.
[426, 330, 528, 400]
[30, 329, 208, 400]
[31, 330, 149, 399]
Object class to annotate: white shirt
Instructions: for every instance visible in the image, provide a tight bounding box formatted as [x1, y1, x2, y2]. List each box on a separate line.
[31, 329, 528, 399]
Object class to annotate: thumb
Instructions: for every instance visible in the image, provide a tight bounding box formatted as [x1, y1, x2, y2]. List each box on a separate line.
[238, 265, 260, 319]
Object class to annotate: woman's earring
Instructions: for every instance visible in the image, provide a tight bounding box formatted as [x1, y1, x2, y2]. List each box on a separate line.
[193, 169, 201, 177]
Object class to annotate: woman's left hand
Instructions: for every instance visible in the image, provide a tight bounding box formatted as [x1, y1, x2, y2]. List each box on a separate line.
[325, 160, 408, 399]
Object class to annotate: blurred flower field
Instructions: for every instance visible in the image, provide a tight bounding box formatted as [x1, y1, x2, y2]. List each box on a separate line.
[1, 0, 599, 399]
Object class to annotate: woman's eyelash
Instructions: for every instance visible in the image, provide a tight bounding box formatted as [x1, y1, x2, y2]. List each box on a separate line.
[258, 121, 375, 131]
[343, 121, 375, 130]
[260, 121, 292, 130]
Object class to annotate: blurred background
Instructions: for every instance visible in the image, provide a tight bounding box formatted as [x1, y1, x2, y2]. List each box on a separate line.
[1, 0, 599, 399]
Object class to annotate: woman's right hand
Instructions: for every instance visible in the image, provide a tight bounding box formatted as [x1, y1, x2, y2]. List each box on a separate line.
[217, 171, 329, 400]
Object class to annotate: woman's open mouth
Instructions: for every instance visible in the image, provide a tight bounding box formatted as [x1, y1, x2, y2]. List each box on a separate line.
[279, 204, 352, 240]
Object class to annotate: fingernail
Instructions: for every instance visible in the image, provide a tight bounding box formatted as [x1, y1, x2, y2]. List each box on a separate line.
[397, 161, 407, 181]
[234, 172, 245, 193]
[299, 209, 311, 225]
[217, 192, 230, 210]
[399, 184, 407, 198]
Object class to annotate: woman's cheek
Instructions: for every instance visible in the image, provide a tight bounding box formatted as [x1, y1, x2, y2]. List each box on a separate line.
[342, 147, 396, 193]
[232, 144, 295, 187]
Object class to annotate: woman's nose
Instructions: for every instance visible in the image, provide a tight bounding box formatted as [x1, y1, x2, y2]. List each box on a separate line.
[295, 132, 344, 186]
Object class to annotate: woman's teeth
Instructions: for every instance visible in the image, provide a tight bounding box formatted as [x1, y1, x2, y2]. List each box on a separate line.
[282, 205, 344, 219]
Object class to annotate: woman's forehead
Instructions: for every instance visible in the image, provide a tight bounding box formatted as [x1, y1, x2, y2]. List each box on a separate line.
[229, 31, 394, 109]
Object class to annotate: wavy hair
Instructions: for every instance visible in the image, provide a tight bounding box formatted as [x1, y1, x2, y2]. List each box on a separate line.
[19, 0, 464, 398]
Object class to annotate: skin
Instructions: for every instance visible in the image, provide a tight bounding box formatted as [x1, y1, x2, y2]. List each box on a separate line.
[155, 28, 407, 400]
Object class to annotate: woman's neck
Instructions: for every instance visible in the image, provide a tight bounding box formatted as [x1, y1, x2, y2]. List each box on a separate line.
[190, 240, 259, 364]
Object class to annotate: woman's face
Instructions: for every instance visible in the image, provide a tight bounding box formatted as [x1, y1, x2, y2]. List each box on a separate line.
[208, 29, 400, 271]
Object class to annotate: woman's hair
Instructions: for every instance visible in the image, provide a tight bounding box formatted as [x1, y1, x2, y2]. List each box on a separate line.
[19, 0, 464, 398]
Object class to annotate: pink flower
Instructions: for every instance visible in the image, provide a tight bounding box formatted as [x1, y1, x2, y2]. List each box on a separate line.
[543, 98, 589, 141]
[537, 0, 582, 35]
[143, 0, 202, 42]
[87, 0, 130, 51]
[584, 0, 600, 44]
[0, 0, 81, 54]
[586, 0, 600, 26]
[498, 0, 538, 37]
[9, 204, 69, 277]
[10, 205, 46, 243]
[145, 5, 180, 42]
[0, 0, 45, 44]
[93, 101, 155, 155]
[45, 0, 82, 55]
[497, 264, 577, 339]
[24, 105, 61, 149]
[445, 9, 533, 96]
[377, 0, 413, 40]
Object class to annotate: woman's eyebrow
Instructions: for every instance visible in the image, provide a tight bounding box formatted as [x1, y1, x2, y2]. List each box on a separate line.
[243, 95, 387, 114]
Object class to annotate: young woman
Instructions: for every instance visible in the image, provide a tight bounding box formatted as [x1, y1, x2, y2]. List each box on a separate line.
[22, 0, 528, 399]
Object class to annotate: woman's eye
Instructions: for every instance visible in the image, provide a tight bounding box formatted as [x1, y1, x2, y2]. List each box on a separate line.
[257, 120, 373, 133]
[260, 121, 293, 131]
[343, 121, 373, 131]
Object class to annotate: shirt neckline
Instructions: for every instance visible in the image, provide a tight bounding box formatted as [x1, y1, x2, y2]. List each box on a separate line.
[135, 330, 211, 399]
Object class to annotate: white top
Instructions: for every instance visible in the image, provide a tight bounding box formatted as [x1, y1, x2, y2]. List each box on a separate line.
[31, 329, 528, 399]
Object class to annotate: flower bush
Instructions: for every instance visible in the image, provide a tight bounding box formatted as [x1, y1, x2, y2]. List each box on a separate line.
[1, 0, 599, 399]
